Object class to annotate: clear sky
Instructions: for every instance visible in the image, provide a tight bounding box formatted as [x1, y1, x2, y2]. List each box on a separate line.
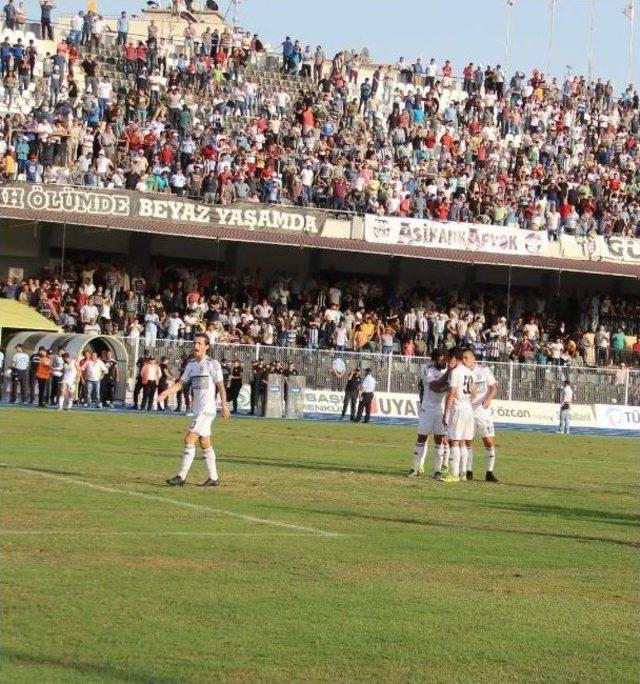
[23, 0, 639, 88]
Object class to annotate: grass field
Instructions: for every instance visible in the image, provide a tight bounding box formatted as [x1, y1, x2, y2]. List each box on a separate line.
[1, 408, 639, 683]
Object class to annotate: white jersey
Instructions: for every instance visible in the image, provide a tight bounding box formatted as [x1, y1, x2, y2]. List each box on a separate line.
[420, 364, 447, 411]
[561, 385, 573, 405]
[180, 357, 223, 417]
[448, 364, 474, 407]
[62, 361, 77, 385]
[471, 365, 496, 411]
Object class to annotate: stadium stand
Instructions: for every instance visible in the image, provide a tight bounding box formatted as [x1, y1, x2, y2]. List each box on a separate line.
[0, 4, 637, 239]
[0, 2, 638, 380]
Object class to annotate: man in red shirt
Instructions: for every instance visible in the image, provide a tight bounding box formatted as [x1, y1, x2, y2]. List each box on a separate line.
[124, 41, 136, 75]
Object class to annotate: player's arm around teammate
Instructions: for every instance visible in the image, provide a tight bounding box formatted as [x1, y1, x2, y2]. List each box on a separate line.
[442, 349, 475, 482]
[408, 348, 450, 479]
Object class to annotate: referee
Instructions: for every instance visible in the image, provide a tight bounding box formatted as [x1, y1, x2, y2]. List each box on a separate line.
[356, 368, 376, 424]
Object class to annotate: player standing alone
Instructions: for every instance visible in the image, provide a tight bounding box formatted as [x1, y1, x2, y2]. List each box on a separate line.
[442, 349, 476, 483]
[408, 349, 450, 479]
[158, 333, 230, 486]
[468, 351, 500, 482]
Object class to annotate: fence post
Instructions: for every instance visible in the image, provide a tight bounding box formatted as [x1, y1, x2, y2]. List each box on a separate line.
[508, 362, 513, 401]
[255, 343, 260, 361]
[386, 353, 392, 393]
[624, 370, 629, 406]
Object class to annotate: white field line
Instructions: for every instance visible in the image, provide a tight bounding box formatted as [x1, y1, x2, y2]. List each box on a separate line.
[0, 465, 344, 538]
[0, 530, 317, 538]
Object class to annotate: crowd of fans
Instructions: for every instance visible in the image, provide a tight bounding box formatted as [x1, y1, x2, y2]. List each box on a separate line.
[0, 7, 637, 239]
[2, 258, 639, 368]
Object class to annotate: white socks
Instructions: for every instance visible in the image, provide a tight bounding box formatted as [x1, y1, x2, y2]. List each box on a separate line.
[459, 444, 468, 475]
[486, 447, 496, 473]
[434, 443, 445, 473]
[178, 445, 196, 480]
[449, 445, 460, 478]
[203, 447, 219, 480]
[466, 446, 474, 472]
[411, 442, 426, 471]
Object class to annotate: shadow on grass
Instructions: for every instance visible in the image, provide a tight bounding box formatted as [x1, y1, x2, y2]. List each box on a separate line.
[466, 500, 640, 527]
[2, 649, 175, 684]
[506, 481, 640, 494]
[1, 465, 86, 479]
[221, 454, 397, 478]
[272, 505, 640, 549]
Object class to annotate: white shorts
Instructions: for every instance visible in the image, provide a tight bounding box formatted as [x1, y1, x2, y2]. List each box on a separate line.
[447, 404, 475, 442]
[418, 406, 446, 436]
[474, 409, 495, 439]
[189, 411, 215, 437]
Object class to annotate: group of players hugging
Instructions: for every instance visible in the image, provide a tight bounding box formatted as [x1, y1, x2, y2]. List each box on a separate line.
[409, 348, 499, 483]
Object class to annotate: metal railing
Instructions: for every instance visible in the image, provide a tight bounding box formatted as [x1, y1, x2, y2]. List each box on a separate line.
[121, 336, 640, 408]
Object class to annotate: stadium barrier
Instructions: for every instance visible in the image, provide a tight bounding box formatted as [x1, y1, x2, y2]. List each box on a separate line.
[119, 338, 640, 431]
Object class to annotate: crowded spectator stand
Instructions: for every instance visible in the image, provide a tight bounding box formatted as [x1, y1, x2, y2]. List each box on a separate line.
[0, 2, 639, 415]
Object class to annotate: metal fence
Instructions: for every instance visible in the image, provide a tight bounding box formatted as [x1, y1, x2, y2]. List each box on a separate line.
[122, 337, 640, 408]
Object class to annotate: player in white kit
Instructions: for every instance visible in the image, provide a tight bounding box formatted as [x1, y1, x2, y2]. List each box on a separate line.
[468, 351, 500, 482]
[408, 349, 450, 480]
[57, 352, 79, 410]
[442, 349, 476, 483]
[157, 333, 230, 486]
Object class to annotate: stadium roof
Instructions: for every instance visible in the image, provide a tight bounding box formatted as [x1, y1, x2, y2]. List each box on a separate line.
[1, 205, 638, 278]
[0, 300, 61, 339]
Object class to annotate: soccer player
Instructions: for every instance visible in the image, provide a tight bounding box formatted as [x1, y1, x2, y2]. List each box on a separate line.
[441, 349, 476, 483]
[57, 352, 78, 411]
[157, 333, 230, 487]
[408, 348, 450, 479]
[468, 351, 500, 482]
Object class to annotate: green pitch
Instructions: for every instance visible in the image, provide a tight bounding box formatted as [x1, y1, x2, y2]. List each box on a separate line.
[1, 409, 638, 683]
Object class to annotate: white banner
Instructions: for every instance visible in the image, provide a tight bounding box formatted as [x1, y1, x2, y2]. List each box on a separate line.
[560, 235, 640, 264]
[364, 215, 549, 256]
[594, 405, 640, 431]
[301, 391, 602, 429]
[127, 383, 636, 432]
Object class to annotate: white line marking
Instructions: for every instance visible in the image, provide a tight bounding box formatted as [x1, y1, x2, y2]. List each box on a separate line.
[0, 465, 344, 538]
[0, 530, 315, 538]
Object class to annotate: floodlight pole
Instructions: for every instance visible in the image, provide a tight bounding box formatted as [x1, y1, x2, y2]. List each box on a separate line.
[547, 0, 557, 76]
[505, 0, 513, 75]
[628, 0, 636, 85]
[587, 0, 595, 83]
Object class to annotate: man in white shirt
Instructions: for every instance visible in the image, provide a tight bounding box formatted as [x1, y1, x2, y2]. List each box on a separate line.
[80, 297, 99, 325]
[158, 333, 230, 486]
[84, 352, 107, 408]
[468, 352, 500, 482]
[166, 312, 185, 340]
[549, 338, 564, 365]
[144, 306, 161, 348]
[558, 380, 573, 434]
[408, 349, 450, 479]
[58, 352, 79, 410]
[442, 349, 476, 482]
[356, 368, 376, 424]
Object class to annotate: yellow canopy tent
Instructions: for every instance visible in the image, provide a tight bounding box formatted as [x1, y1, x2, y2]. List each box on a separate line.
[0, 300, 60, 342]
